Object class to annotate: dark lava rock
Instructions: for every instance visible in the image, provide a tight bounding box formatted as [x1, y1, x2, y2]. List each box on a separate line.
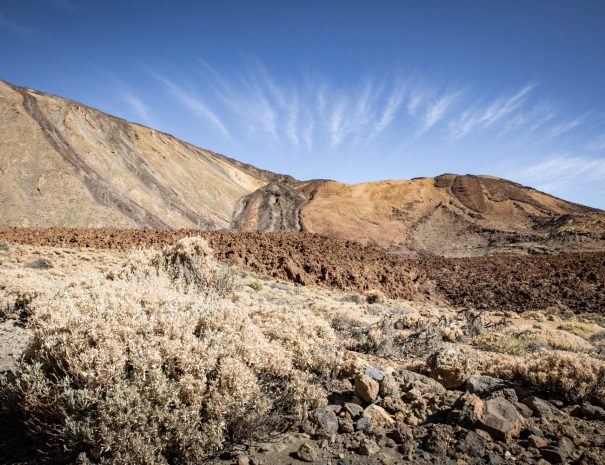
[540, 445, 566, 464]
[465, 375, 513, 397]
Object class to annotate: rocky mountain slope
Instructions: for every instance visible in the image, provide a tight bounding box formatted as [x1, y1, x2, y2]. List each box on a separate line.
[2, 80, 604, 255]
[0, 80, 291, 230]
[232, 176, 605, 256]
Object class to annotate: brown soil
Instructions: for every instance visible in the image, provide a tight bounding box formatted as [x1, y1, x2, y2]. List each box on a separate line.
[2, 227, 604, 314]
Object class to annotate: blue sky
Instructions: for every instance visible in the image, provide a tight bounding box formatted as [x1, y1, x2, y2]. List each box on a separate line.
[1, 1, 605, 208]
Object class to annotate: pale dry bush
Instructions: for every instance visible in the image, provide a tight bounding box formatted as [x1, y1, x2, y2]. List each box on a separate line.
[481, 350, 605, 405]
[108, 237, 239, 298]
[473, 326, 594, 354]
[5, 239, 340, 464]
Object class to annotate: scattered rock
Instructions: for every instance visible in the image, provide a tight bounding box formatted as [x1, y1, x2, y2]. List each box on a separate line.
[343, 402, 364, 418]
[338, 416, 354, 433]
[476, 397, 523, 442]
[359, 437, 380, 455]
[364, 366, 384, 382]
[314, 407, 338, 437]
[527, 434, 548, 449]
[465, 375, 513, 397]
[236, 455, 250, 465]
[448, 392, 484, 428]
[456, 430, 487, 457]
[520, 426, 543, 439]
[361, 405, 395, 429]
[355, 417, 372, 432]
[489, 388, 518, 404]
[381, 395, 407, 414]
[354, 374, 379, 402]
[540, 445, 566, 464]
[580, 403, 605, 421]
[296, 442, 317, 462]
[516, 402, 533, 418]
[522, 397, 563, 419]
[427, 347, 474, 388]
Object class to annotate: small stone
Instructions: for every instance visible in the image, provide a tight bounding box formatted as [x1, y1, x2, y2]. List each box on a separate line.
[557, 437, 574, 455]
[354, 374, 380, 402]
[343, 402, 364, 418]
[540, 445, 566, 464]
[355, 416, 372, 431]
[447, 392, 484, 428]
[427, 347, 474, 389]
[520, 427, 543, 439]
[476, 397, 523, 442]
[515, 402, 533, 418]
[314, 407, 339, 437]
[365, 366, 384, 381]
[359, 438, 380, 456]
[456, 430, 487, 457]
[361, 404, 395, 428]
[489, 388, 518, 404]
[465, 375, 513, 397]
[581, 403, 605, 421]
[296, 442, 317, 462]
[486, 451, 504, 465]
[236, 456, 250, 465]
[527, 435, 548, 449]
[381, 396, 407, 414]
[338, 416, 354, 433]
[522, 396, 563, 419]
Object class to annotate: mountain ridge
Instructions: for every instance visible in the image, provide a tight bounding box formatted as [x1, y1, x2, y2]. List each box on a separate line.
[1, 79, 604, 256]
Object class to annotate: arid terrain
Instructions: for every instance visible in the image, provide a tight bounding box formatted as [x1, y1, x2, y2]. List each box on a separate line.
[0, 234, 604, 465]
[1, 81, 605, 465]
[2, 80, 605, 256]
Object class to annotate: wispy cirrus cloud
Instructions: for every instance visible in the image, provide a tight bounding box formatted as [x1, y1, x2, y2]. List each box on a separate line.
[551, 117, 584, 137]
[121, 91, 152, 126]
[449, 84, 535, 139]
[515, 154, 605, 194]
[149, 60, 601, 168]
[152, 73, 229, 136]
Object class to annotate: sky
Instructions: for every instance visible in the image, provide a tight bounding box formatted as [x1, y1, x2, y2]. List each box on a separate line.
[1, 1, 605, 208]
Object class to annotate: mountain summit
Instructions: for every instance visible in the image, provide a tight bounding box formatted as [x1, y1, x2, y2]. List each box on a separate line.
[1, 80, 604, 256]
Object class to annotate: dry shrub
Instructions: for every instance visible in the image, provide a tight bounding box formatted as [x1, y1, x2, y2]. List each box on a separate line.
[482, 350, 605, 405]
[23, 257, 54, 270]
[5, 241, 340, 464]
[109, 237, 239, 298]
[557, 321, 603, 336]
[473, 331, 527, 355]
[473, 326, 593, 355]
[364, 289, 386, 304]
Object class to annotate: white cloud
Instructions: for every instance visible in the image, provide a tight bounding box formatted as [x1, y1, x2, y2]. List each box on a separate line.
[519, 155, 605, 187]
[449, 84, 535, 139]
[153, 74, 229, 136]
[121, 91, 152, 126]
[422, 91, 462, 131]
[551, 117, 582, 137]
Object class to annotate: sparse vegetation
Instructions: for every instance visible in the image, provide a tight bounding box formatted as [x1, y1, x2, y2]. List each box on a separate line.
[23, 257, 53, 269]
[247, 280, 263, 291]
[365, 289, 386, 304]
[3, 239, 341, 463]
[558, 321, 603, 336]
[473, 331, 528, 355]
[484, 350, 605, 405]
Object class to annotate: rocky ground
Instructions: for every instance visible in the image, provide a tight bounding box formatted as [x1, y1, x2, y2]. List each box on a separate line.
[1, 239, 604, 464]
[1, 228, 604, 315]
